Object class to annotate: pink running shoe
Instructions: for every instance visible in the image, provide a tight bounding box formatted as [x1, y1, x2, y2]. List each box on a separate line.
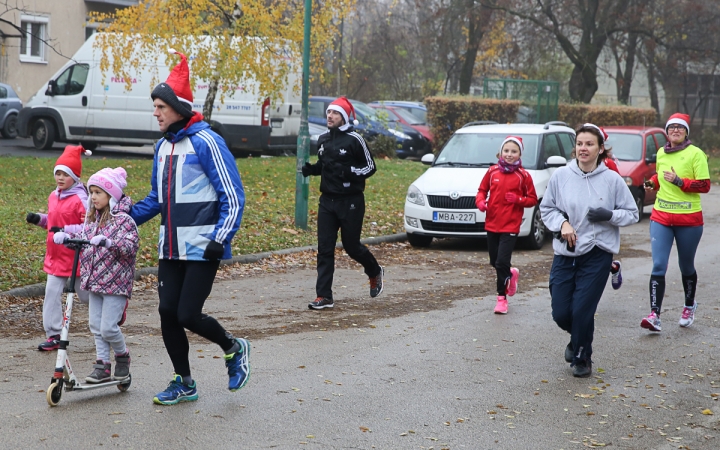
[494, 296, 508, 314]
[640, 311, 662, 332]
[506, 268, 519, 297]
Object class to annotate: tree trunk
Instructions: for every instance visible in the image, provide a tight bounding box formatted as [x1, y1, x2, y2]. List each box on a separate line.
[458, 2, 492, 95]
[618, 32, 639, 105]
[568, 63, 599, 103]
[203, 77, 219, 121]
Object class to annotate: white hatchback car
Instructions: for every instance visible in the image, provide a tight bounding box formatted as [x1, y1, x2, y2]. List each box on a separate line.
[404, 121, 575, 249]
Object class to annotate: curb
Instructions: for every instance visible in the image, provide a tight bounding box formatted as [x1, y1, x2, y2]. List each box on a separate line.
[1, 233, 407, 298]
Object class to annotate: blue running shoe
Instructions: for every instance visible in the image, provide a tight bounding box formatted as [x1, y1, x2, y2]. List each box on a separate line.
[225, 338, 251, 391]
[153, 374, 198, 405]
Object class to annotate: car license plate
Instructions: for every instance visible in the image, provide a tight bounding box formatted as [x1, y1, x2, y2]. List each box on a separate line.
[432, 211, 476, 223]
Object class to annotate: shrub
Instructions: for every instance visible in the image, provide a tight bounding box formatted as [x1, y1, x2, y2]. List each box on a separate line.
[694, 127, 720, 152]
[370, 134, 398, 159]
[558, 104, 656, 129]
[425, 96, 521, 149]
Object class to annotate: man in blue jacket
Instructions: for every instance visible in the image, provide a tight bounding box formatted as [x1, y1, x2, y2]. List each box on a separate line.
[131, 50, 249, 405]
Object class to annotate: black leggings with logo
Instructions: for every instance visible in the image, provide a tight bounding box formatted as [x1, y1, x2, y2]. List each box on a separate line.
[158, 259, 235, 378]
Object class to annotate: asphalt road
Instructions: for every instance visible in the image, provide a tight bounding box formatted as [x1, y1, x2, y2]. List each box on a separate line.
[0, 137, 154, 159]
[1, 193, 720, 449]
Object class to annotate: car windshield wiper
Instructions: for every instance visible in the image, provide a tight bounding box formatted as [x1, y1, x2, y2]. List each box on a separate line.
[433, 161, 456, 166]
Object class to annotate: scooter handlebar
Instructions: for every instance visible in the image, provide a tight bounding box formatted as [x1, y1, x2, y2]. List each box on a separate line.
[64, 238, 91, 246]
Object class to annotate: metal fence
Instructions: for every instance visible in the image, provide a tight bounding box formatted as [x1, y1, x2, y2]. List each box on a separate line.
[482, 78, 560, 123]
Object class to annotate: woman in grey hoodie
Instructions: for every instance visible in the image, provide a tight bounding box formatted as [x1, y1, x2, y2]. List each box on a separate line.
[540, 124, 638, 377]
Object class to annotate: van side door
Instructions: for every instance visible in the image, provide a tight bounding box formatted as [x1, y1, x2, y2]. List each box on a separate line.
[47, 64, 91, 139]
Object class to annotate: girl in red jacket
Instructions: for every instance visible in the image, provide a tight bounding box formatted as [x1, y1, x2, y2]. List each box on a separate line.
[476, 136, 538, 314]
[25, 145, 91, 351]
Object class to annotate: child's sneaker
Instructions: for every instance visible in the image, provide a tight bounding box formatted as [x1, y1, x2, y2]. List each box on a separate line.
[506, 267, 520, 297]
[118, 299, 129, 326]
[494, 296, 508, 314]
[86, 360, 112, 383]
[679, 303, 698, 328]
[114, 351, 131, 381]
[224, 338, 251, 391]
[611, 261, 623, 290]
[38, 334, 61, 351]
[153, 374, 198, 405]
[640, 311, 662, 332]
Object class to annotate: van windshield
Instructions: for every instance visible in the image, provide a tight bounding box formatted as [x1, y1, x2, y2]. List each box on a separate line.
[435, 133, 539, 169]
[606, 134, 643, 161]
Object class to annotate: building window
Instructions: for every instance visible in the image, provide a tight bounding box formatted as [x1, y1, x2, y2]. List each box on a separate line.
[19, 15, 49, 63]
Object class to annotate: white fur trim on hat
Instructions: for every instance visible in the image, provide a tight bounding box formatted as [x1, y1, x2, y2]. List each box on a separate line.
[54, 164, 80, 183]
[501, 136, 524, 154]
[582, 123, 609, 143]
[327, 104, 349, 124]
[666, 115, 690, 136]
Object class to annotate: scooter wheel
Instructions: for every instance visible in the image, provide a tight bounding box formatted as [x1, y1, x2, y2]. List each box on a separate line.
[117, 373, 132, 392]
[47, 381, 63, 406]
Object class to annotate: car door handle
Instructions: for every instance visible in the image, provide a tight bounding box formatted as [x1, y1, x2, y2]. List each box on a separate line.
[82, 96, 88, 107]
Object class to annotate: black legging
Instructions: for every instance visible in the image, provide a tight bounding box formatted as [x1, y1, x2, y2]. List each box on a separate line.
[158, 259, 235, 377]
[486, 231, 518, 296]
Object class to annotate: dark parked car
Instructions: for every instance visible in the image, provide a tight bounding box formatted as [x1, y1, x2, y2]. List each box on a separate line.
[604, 126, 667, 221]
[309, 96, 430, 159]
[370, 104, 434, 145]
[0, 83, 22, 139]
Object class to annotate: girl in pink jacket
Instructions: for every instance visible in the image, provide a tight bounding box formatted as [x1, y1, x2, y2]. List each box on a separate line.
[54, 167, 139, 384]
[26, 145, 91, 351]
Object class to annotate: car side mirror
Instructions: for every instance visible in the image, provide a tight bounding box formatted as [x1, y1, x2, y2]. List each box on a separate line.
[546, 155, 567, 168]
[421, 153, 435, 165]
[45, 80, 56, 96]
[645, 154, 656, 164]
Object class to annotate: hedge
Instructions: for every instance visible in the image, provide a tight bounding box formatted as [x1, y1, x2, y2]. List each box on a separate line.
[425, 96, 521, 150]
[426, 96, 657, 150]
[557, 104, 657, 130]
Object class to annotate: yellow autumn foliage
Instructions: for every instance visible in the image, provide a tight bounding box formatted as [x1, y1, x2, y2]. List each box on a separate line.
[90, 0, 355, 119]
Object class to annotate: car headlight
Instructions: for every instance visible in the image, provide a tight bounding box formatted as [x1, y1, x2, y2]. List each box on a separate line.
[406, 185, 425, 205]
[388, 128, 411, 140]
[623, 176, 633, 186]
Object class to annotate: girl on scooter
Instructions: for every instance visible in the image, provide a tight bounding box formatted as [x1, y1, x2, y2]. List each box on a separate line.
[54, 167, 139, 383]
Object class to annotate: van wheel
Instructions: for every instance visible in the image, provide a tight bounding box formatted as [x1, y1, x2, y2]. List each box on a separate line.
[32, 119, 56, 150]
[1, 114, 18, 139]
[520, 206, 546, 250]
[407, 233, 433, 248]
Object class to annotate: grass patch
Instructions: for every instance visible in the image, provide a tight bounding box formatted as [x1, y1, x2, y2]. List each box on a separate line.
[0, 155, 426, 291]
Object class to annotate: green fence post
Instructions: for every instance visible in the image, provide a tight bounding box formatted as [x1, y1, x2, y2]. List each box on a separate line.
[294, 0, 312, 230]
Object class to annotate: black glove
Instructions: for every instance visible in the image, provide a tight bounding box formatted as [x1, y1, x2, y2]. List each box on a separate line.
[587, 207, 613, 223]
[50, 226, 63, 233]
[26, 213, 41, 225]
[203, 241, 225, 260]
[301, 162, 312, 177]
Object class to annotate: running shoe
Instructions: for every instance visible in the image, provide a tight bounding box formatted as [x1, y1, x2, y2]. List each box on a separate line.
[225, 338, 251, 391]
[370, 266, 384, 298]
[640, 311, 662, 332]
[506, 268, 519, 297]
[494, 296, 508, 314]
[153, 374, 198, 405]
[611, 261, 623, 290]
[679, 303, 698, 328]
[308, 297, 334, 310]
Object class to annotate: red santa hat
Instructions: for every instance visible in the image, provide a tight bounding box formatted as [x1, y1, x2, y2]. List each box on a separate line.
[582, 123, 609, 144]
[151, 49, 194, 118]
[326, 96, 359, 126]
[665, 113, 690, 136]
[500, 136, 524, 154]
[54, 144, 92, 182]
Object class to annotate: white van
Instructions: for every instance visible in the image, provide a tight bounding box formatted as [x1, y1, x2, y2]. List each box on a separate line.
[17, 34, 301, 155]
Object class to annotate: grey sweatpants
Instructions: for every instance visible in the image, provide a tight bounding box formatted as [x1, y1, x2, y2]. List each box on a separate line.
[43, 274, 89, 337]
[88, 292, 127, 362]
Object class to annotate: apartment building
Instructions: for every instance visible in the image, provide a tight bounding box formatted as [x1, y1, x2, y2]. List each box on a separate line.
[0, 0, 137, 102]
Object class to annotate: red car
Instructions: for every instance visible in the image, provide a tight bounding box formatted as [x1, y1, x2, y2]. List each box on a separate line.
[370, 104, 434, 146]
[603, 126, 668, 221]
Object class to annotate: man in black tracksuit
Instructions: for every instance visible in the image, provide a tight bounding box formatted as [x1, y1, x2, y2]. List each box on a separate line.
[301, 96, 384, 310]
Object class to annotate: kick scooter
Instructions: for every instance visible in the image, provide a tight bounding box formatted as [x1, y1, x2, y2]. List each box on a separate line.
[46, 238, 131, 406]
